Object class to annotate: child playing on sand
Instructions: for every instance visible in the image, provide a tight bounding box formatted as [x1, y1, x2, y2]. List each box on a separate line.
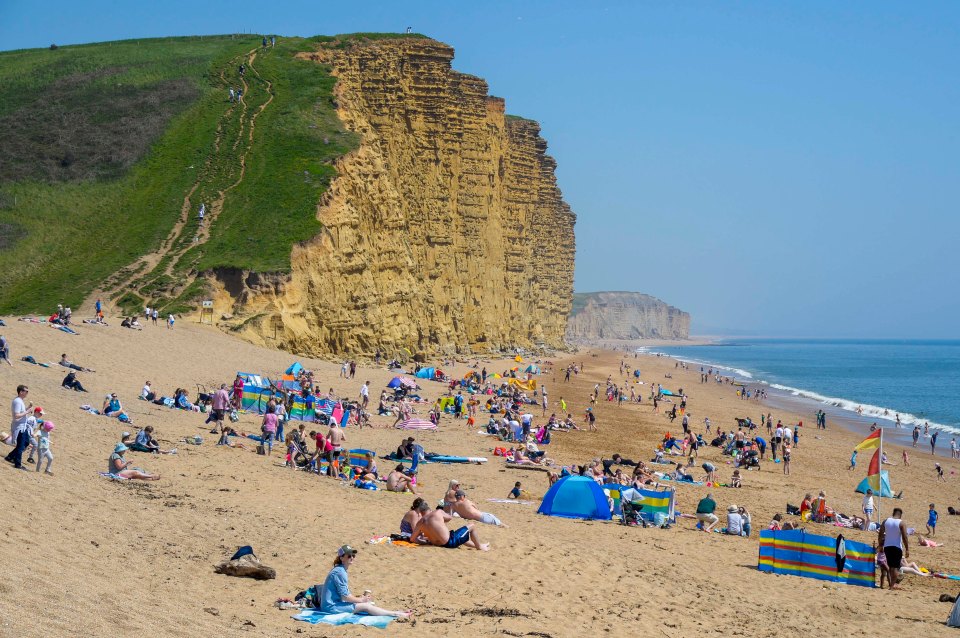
[35, 421, 54, 474]
[927, 503, 938, 536]
[730, 469, 742, 488]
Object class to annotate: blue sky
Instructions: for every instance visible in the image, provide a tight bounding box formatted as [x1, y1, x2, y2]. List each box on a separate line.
[3, 1, 958, 338]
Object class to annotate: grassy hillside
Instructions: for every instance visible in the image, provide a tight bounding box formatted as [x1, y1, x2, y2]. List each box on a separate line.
[0, 34, 377, 315]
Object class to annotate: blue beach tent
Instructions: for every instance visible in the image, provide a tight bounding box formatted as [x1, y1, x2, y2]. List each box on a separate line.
[538, 476, 612, 520]
[285, 362, 304, 376]
[414, 367, 435, 380]
[855, 471, 893, 498]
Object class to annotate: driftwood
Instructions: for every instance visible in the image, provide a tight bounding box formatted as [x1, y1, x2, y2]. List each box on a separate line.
[214, 554, 276, 580]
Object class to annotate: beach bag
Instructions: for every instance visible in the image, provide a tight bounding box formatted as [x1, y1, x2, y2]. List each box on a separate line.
[229, 410, 240, 423]
[117, 413, 131, 423]
[257, 444, 266, 455]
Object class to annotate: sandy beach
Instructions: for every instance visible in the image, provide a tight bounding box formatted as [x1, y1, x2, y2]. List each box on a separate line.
[2, 318, 959, 637]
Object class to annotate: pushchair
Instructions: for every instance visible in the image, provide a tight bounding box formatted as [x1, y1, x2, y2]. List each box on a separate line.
[621, 499, 646, 527]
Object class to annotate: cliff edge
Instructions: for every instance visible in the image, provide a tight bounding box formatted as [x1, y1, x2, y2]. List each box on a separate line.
[213, 37, 576, 356]
[566, 291, 690, 342]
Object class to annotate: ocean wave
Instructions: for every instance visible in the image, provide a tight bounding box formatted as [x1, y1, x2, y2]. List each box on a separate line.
[653, 353, 755, 380]
[767, 383, 960, 435]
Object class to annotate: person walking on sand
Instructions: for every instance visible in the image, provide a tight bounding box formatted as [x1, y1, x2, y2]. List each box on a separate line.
[782, 442, 792, 475]
[879, 507, 909, 590]
[584, 407, 597, 432]
[0, 335, 12, 367]
[167, 314, 174, 329]
[6, 385, 32, 469]
[862, 489, 875, 531]
[931, 431, 939, 455]
[360, 381, 370, 409]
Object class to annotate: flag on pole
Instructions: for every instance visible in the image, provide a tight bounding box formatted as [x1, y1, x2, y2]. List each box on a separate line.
[854, 430, 882, 452]
[866, 449, 883, 492]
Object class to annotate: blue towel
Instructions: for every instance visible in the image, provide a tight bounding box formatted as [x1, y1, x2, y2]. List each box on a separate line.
[291, 610, 395, 628]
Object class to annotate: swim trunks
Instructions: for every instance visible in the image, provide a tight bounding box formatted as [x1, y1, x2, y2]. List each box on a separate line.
[883, 546, 902, 569]
[444, 526, 471, 548]
[479, 512, 502, 526]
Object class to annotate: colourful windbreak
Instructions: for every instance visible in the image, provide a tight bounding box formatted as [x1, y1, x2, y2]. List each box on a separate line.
[758, 529, 875, 587]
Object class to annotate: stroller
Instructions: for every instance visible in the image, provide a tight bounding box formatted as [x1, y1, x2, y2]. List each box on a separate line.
[621, 499, 646, 527]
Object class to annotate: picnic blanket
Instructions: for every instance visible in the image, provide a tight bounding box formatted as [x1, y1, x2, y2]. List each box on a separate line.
[291, 610, 395, 628]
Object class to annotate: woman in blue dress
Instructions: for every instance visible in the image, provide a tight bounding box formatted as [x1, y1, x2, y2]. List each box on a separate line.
[318, 545, 413, 618]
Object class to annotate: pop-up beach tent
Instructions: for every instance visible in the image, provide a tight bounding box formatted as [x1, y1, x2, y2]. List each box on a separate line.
[285, 362, 304, 376]
[538, 476, 612, 520]
[524, 364, 540, 374]
[855, 471, 893, 498]
[414, 367, 436, 380]
[758, 529, 875, 587]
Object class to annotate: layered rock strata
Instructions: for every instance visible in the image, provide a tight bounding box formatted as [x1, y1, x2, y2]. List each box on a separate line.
[212, 38, 576, 355]
[566, 292, 690, 342]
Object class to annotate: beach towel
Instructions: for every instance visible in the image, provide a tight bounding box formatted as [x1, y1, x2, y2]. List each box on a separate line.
[487, 499, 534, 505]
[98, 472, 128, 480]
[79, 405, 101, 415]
[291, 610, 395, 628]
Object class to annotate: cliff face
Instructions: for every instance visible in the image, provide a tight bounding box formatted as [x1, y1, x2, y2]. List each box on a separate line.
[211, 38, 575, 355]
[566, 292, 690, 341]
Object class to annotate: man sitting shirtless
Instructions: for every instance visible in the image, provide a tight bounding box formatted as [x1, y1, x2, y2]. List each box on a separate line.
[410, 508, 490, 551]
[385, 464, 420, 494]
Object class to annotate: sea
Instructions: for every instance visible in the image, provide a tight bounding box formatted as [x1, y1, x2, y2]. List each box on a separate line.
[645, 339, 960, 442]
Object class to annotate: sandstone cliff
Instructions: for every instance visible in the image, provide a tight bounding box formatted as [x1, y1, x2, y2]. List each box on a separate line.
[566, 292, 690, 342]
[211, 38, 576, 356]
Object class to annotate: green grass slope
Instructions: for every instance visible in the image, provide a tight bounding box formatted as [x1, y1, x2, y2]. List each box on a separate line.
[0, 34, 411, 315]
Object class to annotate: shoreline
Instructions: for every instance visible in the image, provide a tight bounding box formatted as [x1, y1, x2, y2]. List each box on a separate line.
[643, 342, 960, 449]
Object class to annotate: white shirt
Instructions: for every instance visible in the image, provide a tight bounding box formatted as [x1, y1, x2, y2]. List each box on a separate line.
[883, 518, 903, 549]
[360, 384, 369, 398]
[11, 396, 27, 435]
[727, 512, 743, 535]
[862, 495, 875, 511]
[24, 415, 37, 437]
[142, 385, 152, 399]
[783, 427, 793, 439]
[775, 427, 784, 439]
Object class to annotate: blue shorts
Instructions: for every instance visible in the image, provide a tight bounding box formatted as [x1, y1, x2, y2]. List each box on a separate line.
[444, 526, 470, 548]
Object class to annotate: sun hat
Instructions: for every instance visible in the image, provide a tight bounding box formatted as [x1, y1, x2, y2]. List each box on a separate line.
[114, 443, 128, 453]
[42, 421, 54, 431]
[728, 505, 738, 512]
[337, 545, 357, 557]
[122, 432, 130, 438]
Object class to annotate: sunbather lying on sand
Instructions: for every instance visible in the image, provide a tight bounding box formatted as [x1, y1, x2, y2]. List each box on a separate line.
[410, 508, 489, 551]
[451, 490, 507, 527]
[59, 354, 94, 372]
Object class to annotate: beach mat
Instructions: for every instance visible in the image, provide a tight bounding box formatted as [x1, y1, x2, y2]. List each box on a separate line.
[291, 610, 395, 628]
[505, 462, 554, 472]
